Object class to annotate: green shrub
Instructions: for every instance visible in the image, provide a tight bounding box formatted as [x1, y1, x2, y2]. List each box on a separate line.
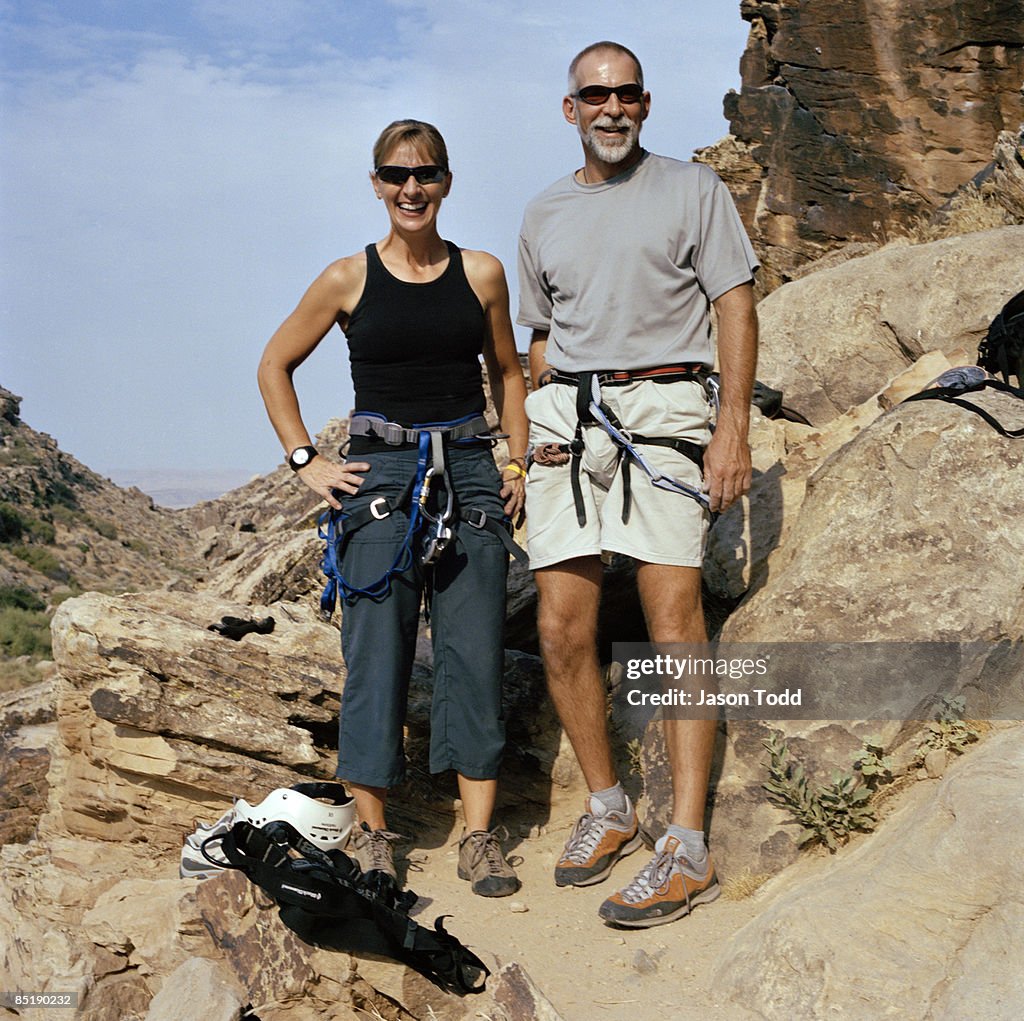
[762, 732, 878, 852]
[9, 545, 69, 581]
[914, 696, 980, 763]
[0, 503, 56, 544]
[0, 606, 52, 658]
[91, 517, 118, 540]
[0, 585, 46, 612]
[41, 478, 77, 510]
[0, 503, 26, 542]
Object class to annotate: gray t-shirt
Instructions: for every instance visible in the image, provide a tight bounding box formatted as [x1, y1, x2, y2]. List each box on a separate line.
[517, 151, 759, 370]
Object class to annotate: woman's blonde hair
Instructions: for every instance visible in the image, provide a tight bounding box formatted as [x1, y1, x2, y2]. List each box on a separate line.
[372, 119, 449, 171]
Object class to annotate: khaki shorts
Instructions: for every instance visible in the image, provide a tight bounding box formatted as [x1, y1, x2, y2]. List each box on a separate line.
[525, 378, 712, 569]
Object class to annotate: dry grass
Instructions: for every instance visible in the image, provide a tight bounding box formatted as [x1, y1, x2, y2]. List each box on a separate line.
[721, 869, 773, 900]
[905, 186, 1014, 244]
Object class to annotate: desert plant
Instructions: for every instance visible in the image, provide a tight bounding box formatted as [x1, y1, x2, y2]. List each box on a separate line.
[762, 732, 877, 852]
[625, 737, 644, 777]
[853, 739, 895, 790]
[9, 545, 69, 581]
[914, 695, 980, 763]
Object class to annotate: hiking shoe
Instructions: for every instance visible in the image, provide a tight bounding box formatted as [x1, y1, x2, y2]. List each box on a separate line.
[457, 829, 521, 898]
[598, 834, 720, 928]
[554, 795, 642, 887]
[349, 822, 403, 881]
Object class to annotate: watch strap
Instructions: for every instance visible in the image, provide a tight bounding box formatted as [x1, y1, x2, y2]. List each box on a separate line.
[288, 445, 319, 471]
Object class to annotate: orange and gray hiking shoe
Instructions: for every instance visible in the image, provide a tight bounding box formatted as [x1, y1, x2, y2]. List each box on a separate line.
[554, 795, 642, 887]
[598, 833, 720, 928]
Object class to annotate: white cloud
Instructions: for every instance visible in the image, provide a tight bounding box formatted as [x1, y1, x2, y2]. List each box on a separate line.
[1, 0, 749, 477]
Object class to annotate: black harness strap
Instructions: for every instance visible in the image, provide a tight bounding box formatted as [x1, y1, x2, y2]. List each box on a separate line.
[215, 821, 490, 995]
[901, 379, 1024, 438]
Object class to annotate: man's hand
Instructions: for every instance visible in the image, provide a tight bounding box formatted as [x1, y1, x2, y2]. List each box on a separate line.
[702, 426, 752, 513]
[296, 458, 370, 510]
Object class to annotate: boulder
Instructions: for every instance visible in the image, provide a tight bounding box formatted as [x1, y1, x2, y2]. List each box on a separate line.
[755, 226, 1024, 425]
[712, 726, 1024, 1020]
[724, 384, 1024, 643]
[49, 590, 343, 850]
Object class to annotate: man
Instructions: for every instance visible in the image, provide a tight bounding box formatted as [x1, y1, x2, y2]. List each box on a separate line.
[517, 41, 759, 927]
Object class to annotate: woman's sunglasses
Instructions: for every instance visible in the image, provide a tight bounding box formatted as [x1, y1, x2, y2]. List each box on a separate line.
[573, 83, 645, 106]
[375, 165, 448, 185]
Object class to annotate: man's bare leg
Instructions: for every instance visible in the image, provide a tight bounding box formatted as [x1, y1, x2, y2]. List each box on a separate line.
[535, 556, 616, 791]
[636, 562, 716, 829]
[537, 556, 641, 886]
[596, 562, 720, 926]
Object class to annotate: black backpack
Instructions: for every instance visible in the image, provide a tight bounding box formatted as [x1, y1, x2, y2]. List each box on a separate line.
[977, 289, 1024, 386]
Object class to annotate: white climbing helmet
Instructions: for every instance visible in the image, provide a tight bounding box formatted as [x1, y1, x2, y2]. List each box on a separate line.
[232, 782, 355, 851]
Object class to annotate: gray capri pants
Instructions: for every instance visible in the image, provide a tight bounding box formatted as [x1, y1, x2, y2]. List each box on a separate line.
[336, 444, 508, 788]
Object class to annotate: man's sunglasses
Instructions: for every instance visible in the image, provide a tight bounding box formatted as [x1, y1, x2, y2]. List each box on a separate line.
[573, 83, 645, 106]
[374, 165, 448, 185]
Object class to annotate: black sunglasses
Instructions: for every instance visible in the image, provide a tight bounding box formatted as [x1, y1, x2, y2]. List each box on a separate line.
[573, 83, 645, 106]
[375, 164, 447, 185]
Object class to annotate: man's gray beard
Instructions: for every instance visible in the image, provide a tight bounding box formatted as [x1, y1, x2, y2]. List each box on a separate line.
[584, 118, 639, 164]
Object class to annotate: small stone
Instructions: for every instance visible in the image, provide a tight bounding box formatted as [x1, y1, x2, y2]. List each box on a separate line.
[509, 901, 529, 913]
[632, 948, 658, 975]
[924, 748, 948, 778]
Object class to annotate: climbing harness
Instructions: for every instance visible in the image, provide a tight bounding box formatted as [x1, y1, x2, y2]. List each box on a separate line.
[318, 412, 526, 620]
[209, 818, 490, 994]
[534, 367, 712, 526]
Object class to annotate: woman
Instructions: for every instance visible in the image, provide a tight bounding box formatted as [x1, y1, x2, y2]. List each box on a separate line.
[258, 120, 528, 897]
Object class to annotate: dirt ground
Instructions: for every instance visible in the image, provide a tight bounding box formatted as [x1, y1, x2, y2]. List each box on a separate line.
[395, 775, 767, 1021]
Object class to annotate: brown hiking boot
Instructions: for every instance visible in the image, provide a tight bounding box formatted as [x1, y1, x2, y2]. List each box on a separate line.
[599, 834, 720, 928]
[457, 829, 521, 897]
[349, 822, 404, 881]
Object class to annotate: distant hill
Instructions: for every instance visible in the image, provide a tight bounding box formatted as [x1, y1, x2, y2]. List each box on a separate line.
[1, 384, 205, 680]
[102, 468, 261, 509]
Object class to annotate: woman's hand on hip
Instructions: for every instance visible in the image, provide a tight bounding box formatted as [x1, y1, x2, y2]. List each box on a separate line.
[297, 458, 370, 510]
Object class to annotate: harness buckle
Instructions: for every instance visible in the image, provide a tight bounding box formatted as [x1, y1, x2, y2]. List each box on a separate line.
[464, 508, 487, 529]
[383, 422, 407, 445]
[369, 498, 389, 520]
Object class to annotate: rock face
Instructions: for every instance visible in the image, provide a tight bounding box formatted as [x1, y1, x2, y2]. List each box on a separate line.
[713, 727, 1024, 1020]
[699, 0, 1024, 288]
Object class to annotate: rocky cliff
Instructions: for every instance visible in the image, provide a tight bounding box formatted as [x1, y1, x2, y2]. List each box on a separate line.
[698, 0, 1024, 289]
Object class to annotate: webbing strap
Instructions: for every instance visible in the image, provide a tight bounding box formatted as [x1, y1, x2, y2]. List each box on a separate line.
[349, 411, 498, 446]
[901, 379, 1024, 438]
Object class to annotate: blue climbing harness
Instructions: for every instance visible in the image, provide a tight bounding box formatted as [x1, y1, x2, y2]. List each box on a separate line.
[318, 413, 525, 620]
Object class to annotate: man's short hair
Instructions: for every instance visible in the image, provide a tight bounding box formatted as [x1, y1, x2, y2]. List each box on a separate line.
[567, 41, 644, 94]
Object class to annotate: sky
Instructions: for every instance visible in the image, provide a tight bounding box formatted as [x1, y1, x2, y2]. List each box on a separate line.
[1, 0, 751, 496]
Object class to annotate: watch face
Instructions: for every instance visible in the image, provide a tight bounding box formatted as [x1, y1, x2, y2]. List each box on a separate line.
[291, 447, 313, 467]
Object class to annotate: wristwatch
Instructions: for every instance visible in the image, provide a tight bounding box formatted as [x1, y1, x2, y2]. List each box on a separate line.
[288, 445, 319, 472]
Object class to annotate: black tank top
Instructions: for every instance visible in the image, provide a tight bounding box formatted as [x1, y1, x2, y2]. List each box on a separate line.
[344, 241, 486, 441]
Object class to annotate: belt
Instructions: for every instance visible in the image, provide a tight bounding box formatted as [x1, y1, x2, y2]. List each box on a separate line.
[549, 363, 706, 387]
[348, 412, 497, 447]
